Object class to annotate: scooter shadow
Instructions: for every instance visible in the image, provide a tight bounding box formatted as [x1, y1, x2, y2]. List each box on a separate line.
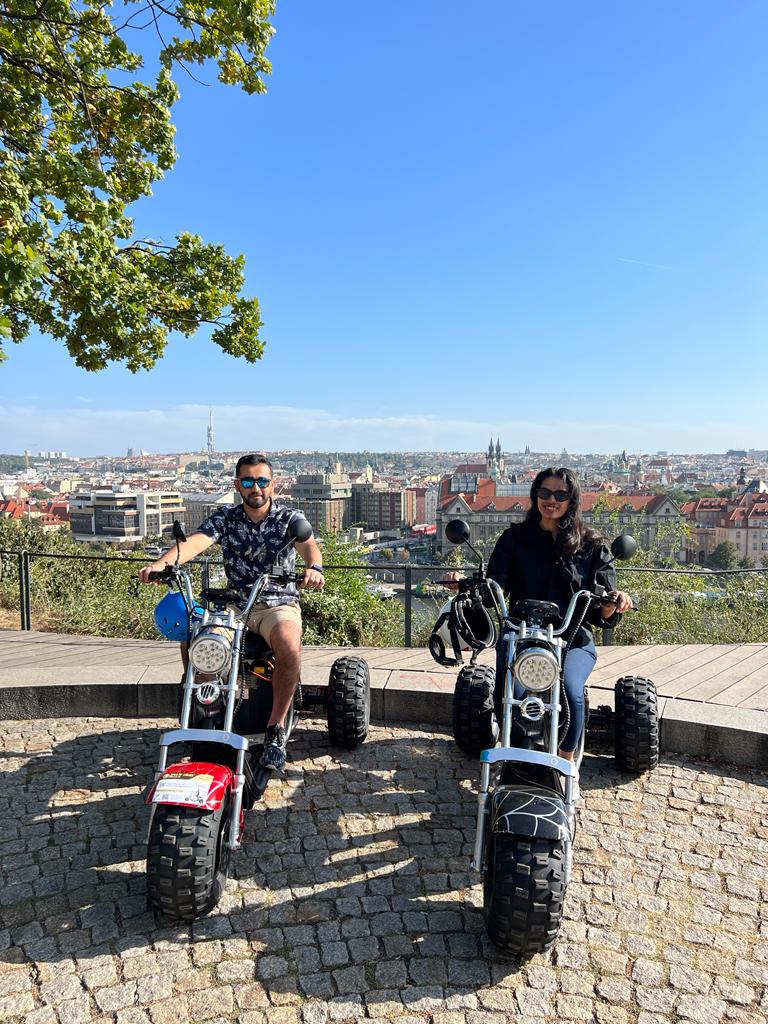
[0, 724, 163, 966]
[0, 719, 526, 986]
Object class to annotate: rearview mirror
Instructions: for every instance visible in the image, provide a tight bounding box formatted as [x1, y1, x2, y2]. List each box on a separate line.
[445, 519, 471, 545]
[611, 534, 637, 560]
[287, 515, 313, 544]
[172, 520, 187, 544]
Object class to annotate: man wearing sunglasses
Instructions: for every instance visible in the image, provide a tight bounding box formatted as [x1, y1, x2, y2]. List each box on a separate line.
[139, 453, 324, 771]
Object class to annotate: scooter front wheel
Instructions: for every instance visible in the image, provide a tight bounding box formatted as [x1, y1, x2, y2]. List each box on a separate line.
[147, 799, 231, 920]
[483, 831, 565, 957]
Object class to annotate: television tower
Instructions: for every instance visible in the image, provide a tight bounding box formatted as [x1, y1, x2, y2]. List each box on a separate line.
[206, 411, 215, 456]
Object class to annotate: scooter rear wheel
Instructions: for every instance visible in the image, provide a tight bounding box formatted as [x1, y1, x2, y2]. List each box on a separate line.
[147, 799, 231, 920]
[614, 675, 659, 774]
[484, 831, 565, 957]
[327, 656, 370, 748]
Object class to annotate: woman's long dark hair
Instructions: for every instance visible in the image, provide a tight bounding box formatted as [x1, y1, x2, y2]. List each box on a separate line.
[525, 467, 601, 556]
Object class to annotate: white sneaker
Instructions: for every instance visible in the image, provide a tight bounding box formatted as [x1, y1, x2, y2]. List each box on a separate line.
[571, 773, 581, 803]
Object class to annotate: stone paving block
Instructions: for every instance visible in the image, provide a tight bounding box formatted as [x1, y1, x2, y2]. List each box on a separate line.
[3, 717, 768, 1024]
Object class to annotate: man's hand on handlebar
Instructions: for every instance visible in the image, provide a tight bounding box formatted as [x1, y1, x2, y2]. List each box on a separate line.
[299, 567, 325, 591]
[139, 562, 172, 584]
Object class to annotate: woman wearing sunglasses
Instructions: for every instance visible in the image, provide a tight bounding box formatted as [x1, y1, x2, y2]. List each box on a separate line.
[486, 467, 633, 796]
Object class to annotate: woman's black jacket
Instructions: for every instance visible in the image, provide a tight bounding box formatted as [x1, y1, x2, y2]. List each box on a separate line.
[486, 520, 620, 649]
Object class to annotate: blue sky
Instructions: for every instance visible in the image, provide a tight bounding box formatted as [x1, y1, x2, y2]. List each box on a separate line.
[3, 1, 767, 456]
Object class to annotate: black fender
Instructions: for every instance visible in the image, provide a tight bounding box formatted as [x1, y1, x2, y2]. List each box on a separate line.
[489, 784, 570, 843]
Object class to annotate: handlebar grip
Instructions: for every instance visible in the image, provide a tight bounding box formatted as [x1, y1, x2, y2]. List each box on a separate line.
[147, 569, 171, 582]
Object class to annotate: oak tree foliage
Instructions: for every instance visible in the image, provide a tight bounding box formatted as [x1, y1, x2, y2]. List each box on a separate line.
[0, 0, 275, 369]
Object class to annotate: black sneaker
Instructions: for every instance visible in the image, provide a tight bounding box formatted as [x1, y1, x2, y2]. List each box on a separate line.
[259, 724, 287, 771]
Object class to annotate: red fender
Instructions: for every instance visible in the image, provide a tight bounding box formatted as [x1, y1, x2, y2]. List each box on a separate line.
[147, 761, 235, 811]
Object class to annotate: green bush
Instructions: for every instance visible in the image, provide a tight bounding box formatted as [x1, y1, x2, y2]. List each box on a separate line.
[0, 521, 405, 646]
[3, 519, 766, 646]
[300, 533, 403, 646]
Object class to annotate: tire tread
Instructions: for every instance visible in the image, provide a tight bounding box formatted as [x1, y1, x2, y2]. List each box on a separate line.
[614, 674, 659, 774]
[453, 664, 497, 755]
[146, 803, 227, 920]
[484, 833, 565, 956]
[327, 656, 370, 748]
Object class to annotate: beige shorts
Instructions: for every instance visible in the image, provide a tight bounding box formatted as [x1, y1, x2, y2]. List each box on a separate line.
[243, 602, 302, 645]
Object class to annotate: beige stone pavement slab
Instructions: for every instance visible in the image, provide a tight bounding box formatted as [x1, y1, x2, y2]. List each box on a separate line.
[2, 629, 768, 762]
[3, 628, 768, 712]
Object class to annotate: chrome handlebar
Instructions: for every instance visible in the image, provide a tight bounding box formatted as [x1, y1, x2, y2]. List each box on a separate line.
[484, 579, 597, 637]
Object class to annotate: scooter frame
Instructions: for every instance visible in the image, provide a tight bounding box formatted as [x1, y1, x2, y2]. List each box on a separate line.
[148, 559, 300, 854]
[470, 581, 593, 883]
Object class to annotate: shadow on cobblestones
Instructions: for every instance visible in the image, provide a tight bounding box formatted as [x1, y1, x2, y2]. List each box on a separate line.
[2, 716, 768, 1024]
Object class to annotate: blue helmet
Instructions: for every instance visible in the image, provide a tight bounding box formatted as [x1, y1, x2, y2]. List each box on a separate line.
[154, 591, 190, 641]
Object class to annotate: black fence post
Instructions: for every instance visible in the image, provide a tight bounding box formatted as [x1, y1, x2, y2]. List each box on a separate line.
[18, 550, 31, 630]
[202, 557, 210, 591]
[404, 565, 412, 648]
[602, 625, 614, 646]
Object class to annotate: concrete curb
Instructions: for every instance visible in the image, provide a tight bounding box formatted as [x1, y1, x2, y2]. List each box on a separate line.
[1, 672, 766, 766]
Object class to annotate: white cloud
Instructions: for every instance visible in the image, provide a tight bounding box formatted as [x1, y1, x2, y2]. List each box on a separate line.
[0, 401, 760, 456]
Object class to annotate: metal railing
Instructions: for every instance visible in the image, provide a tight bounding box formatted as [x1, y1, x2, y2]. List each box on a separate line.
[2, 547, 767, 647]
[2, 548, 459, 646]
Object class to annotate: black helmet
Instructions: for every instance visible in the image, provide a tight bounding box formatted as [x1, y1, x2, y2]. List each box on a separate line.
[428, 589, 498, 667]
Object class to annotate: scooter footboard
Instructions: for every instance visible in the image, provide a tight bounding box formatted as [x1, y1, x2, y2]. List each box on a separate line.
[490, 785, 570, 843]
[147, 761, 234, 811]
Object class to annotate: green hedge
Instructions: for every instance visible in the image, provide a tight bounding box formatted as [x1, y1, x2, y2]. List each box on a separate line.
[2, 520, 766, 646]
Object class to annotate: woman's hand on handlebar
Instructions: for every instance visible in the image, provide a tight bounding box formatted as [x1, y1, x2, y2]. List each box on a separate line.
[601, 589, 634, 615]
[299, 567, 325, 591]
[440, 571, 465, 592]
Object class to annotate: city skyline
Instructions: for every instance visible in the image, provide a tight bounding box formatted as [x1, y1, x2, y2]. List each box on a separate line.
[2, 401, 766, 458]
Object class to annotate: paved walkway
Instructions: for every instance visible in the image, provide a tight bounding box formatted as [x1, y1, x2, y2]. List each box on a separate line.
[2, 630, 768, 710]
[1, 716, 767, 1024]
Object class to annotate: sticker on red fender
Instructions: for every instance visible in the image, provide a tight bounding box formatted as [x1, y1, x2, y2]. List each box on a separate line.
[152, 774, 214, 805]
[148, 762, 232, 809]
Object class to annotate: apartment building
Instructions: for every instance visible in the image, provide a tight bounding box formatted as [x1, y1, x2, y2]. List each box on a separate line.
[182, 491, 238, 532]
[69, 490, 186, 542]
[682, 481, 768, 562]
[352, 483, 415, 531]
[285, 467, 353, 533]
[437, 490, 684, 558]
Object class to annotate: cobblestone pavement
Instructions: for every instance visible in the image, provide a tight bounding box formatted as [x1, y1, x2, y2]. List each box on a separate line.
[1, 717, 768, 1024]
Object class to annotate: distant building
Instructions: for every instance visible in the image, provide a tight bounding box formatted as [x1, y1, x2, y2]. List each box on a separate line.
[406, 485, 439, 525]
[351, 483, 414, 531]
[69, 490, 185, 542]
[286, 462, 353, 533]
[182, 490, 239, 533]
[681, 483, 768, 562]
[437, 489, 684, 559]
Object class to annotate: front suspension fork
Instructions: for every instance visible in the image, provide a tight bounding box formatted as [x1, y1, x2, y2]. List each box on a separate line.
[471, 762, 491, 871]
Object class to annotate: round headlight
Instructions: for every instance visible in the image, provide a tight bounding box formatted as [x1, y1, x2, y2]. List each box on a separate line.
[513, 648, 559, 692]
[189, 632, 231, 675]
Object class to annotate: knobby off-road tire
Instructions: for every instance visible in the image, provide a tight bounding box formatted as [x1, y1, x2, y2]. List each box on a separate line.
[452, 664, 498, 756]
[327, 656, 370, 748]
[146, 800, 230, 920]
[614, 675, 659, 774]
[484, 832, 566, 956]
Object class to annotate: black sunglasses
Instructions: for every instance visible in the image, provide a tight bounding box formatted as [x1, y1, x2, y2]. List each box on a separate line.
[239, 476, 272, 489]
[536, 486, 570, 503]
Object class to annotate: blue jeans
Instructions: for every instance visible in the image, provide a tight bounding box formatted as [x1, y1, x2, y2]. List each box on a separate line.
[496, 639, 597, 753]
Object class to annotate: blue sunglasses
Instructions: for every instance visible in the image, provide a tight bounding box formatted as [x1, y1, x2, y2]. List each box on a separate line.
[239, 476, 272, 489]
